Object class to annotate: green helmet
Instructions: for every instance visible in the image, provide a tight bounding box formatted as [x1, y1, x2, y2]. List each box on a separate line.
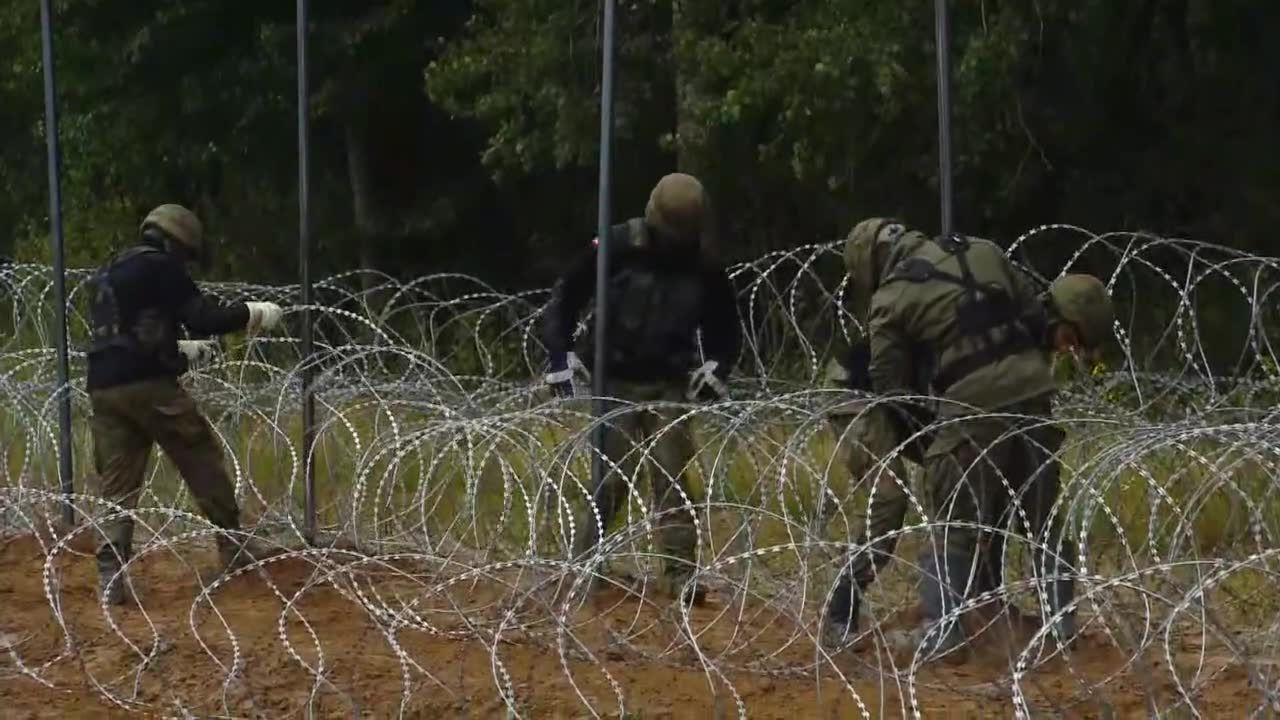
[843, 217, 909, 320]
[140, 204, 203, 254]
[1049, 273, 1113, 351]
[645, 173, 707, 246]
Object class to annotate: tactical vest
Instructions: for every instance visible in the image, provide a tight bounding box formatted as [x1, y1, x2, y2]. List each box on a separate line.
[86, 246, 183, 371]
[883, 234, 1046, 394]
[589, 218, 706, 380]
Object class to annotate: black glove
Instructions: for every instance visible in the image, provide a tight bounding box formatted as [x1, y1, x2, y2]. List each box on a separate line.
[843, 340, 872, 390]
[885, 398, 935, 464]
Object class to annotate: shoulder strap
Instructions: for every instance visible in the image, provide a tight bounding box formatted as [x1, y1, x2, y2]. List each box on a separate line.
[884, 234, 1045, 393]
[886, 256, 974, 288]
[104, 245, 160, 269]
[624, 218, 649, 249]
[596, 219, 648, 255]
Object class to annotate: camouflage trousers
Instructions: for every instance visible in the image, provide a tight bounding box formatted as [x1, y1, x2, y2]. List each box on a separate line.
[917, 394, 1073, 630]
[825, 404, 915, 623]
[89, 378, 241, 567]
[573, 382, 700, 585]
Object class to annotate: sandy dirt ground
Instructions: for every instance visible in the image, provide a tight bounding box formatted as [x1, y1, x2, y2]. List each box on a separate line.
[0, 527, 1263, 719]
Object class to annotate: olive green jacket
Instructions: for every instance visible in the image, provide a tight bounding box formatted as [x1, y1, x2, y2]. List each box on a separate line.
[866, 236, 1056, 416]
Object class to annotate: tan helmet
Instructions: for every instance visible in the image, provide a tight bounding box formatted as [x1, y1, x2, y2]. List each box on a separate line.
[645, 173, 707, 245]
[1049, 273, 1114, 351]
[140, 204, 203, 253]
[843, 217, 908, 320]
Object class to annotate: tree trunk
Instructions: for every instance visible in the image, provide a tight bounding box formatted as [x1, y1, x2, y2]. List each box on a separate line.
[671, 0, 718, 177]
[342, 75, 393, 338]
[345, 117, 381, 294]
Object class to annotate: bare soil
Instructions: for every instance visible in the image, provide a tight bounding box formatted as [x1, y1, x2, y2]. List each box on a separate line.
[0, 528, 1261, 719]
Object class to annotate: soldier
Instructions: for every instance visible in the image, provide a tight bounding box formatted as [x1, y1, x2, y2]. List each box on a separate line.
[842, 217, 1112, 660]
[821, 224, 1008, 648]
[86, 204, 284, 605]
[541, 173, 741, 606]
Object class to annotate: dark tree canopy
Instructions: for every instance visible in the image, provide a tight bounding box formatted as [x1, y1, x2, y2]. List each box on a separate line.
[0, 0, 1276, 288]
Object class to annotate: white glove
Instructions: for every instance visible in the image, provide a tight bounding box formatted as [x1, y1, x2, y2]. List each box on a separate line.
[177, 339, 220, 369]
[686, 360, 729, 401]
[245, 301, 283, 335]
[545, 352, 591, 397]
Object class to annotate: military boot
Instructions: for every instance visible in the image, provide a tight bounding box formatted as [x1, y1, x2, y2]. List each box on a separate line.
[96, 544, 134, 606]
[660, 569, 708, 608]
[911, 545, 973, 661]
[821, 574, 863, 651]
[1036, 549, 1078, 651]
[970, 536, 1039, 629]
[680, 579, 708, 607]
[197, 532, 271, 588]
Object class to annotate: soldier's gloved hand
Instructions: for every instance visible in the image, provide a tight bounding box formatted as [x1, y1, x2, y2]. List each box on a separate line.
[686, 360, 729, 402]
[843, 340, 872, 390]
[245, 301, 283, 335]
[177, 339, 220, 369]
[545, 351, 589, 398]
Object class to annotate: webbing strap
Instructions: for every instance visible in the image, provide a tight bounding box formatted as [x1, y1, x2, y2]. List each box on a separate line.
[932, 332, 1037, 394]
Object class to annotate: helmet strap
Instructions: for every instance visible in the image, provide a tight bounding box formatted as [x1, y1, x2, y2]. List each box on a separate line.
[142, 226, 197, 265]
[140, 226, 168, 249]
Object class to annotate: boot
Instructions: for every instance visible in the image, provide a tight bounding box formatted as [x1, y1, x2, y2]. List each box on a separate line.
[679, 579, 708, 608]
[969, 535, 1040, 628]
[661, 569, 708, 608]
[1036, 548, 1078, 651]
[821, 571, 862, 650]
[197, 532, 271, 588]
[96, 544, 134, 606]
[572, 508, 605, 560]
[913, 544, 974, 661]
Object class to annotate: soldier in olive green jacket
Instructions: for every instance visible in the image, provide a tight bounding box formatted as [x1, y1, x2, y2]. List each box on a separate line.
[840, 217, 1113, 660]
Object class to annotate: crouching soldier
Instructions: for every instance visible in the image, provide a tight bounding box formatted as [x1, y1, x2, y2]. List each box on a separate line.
[842, 216, 1113, 660]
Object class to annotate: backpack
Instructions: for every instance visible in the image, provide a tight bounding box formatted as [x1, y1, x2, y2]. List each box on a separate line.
[883, 234, 1046, 393]
[586, 219, 707, 381]
[86, 246, 183, 371]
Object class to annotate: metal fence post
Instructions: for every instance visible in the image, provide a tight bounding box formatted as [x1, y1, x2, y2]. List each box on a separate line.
[297, 0, 317, 544]
[590, 0, 618, 494]
[934, 0, 954, 237]
[40, 0, 74, 527]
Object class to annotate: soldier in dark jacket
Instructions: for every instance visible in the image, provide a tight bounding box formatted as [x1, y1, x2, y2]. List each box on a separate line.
[541, 173, 740, 606]
[87, 204, 283, 605]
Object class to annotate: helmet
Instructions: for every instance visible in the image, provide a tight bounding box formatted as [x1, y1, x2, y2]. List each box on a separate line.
[1049, 273, 1113, 351]
[842, 218, 907, 274]
[140, 204, 203, 254]
[843, 217, 908, 320]
[645, 173, 706, 245]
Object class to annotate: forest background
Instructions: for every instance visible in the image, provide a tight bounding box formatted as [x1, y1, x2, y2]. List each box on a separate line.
[1, 1, 1276, 370]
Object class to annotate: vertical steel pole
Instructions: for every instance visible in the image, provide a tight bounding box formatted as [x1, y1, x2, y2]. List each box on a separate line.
[590, 0, 617, 492]
[934, 0, 954, 237]
[40, 0, 74, 527]
[297, 0, 316, 544]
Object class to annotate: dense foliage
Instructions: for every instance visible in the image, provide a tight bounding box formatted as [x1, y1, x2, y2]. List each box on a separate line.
[1, 1, 1277, 288]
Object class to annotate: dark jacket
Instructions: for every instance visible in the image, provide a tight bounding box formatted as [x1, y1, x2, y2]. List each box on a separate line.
[541, 219, 741, 385]
[86, 246, 249, 391]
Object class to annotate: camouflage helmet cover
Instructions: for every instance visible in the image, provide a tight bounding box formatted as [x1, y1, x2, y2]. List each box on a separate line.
[1049, 273, 1114, 351]
[140, 204, 203, 253]
[645, 173, 707, 247]
[843, 217, 908, 321]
